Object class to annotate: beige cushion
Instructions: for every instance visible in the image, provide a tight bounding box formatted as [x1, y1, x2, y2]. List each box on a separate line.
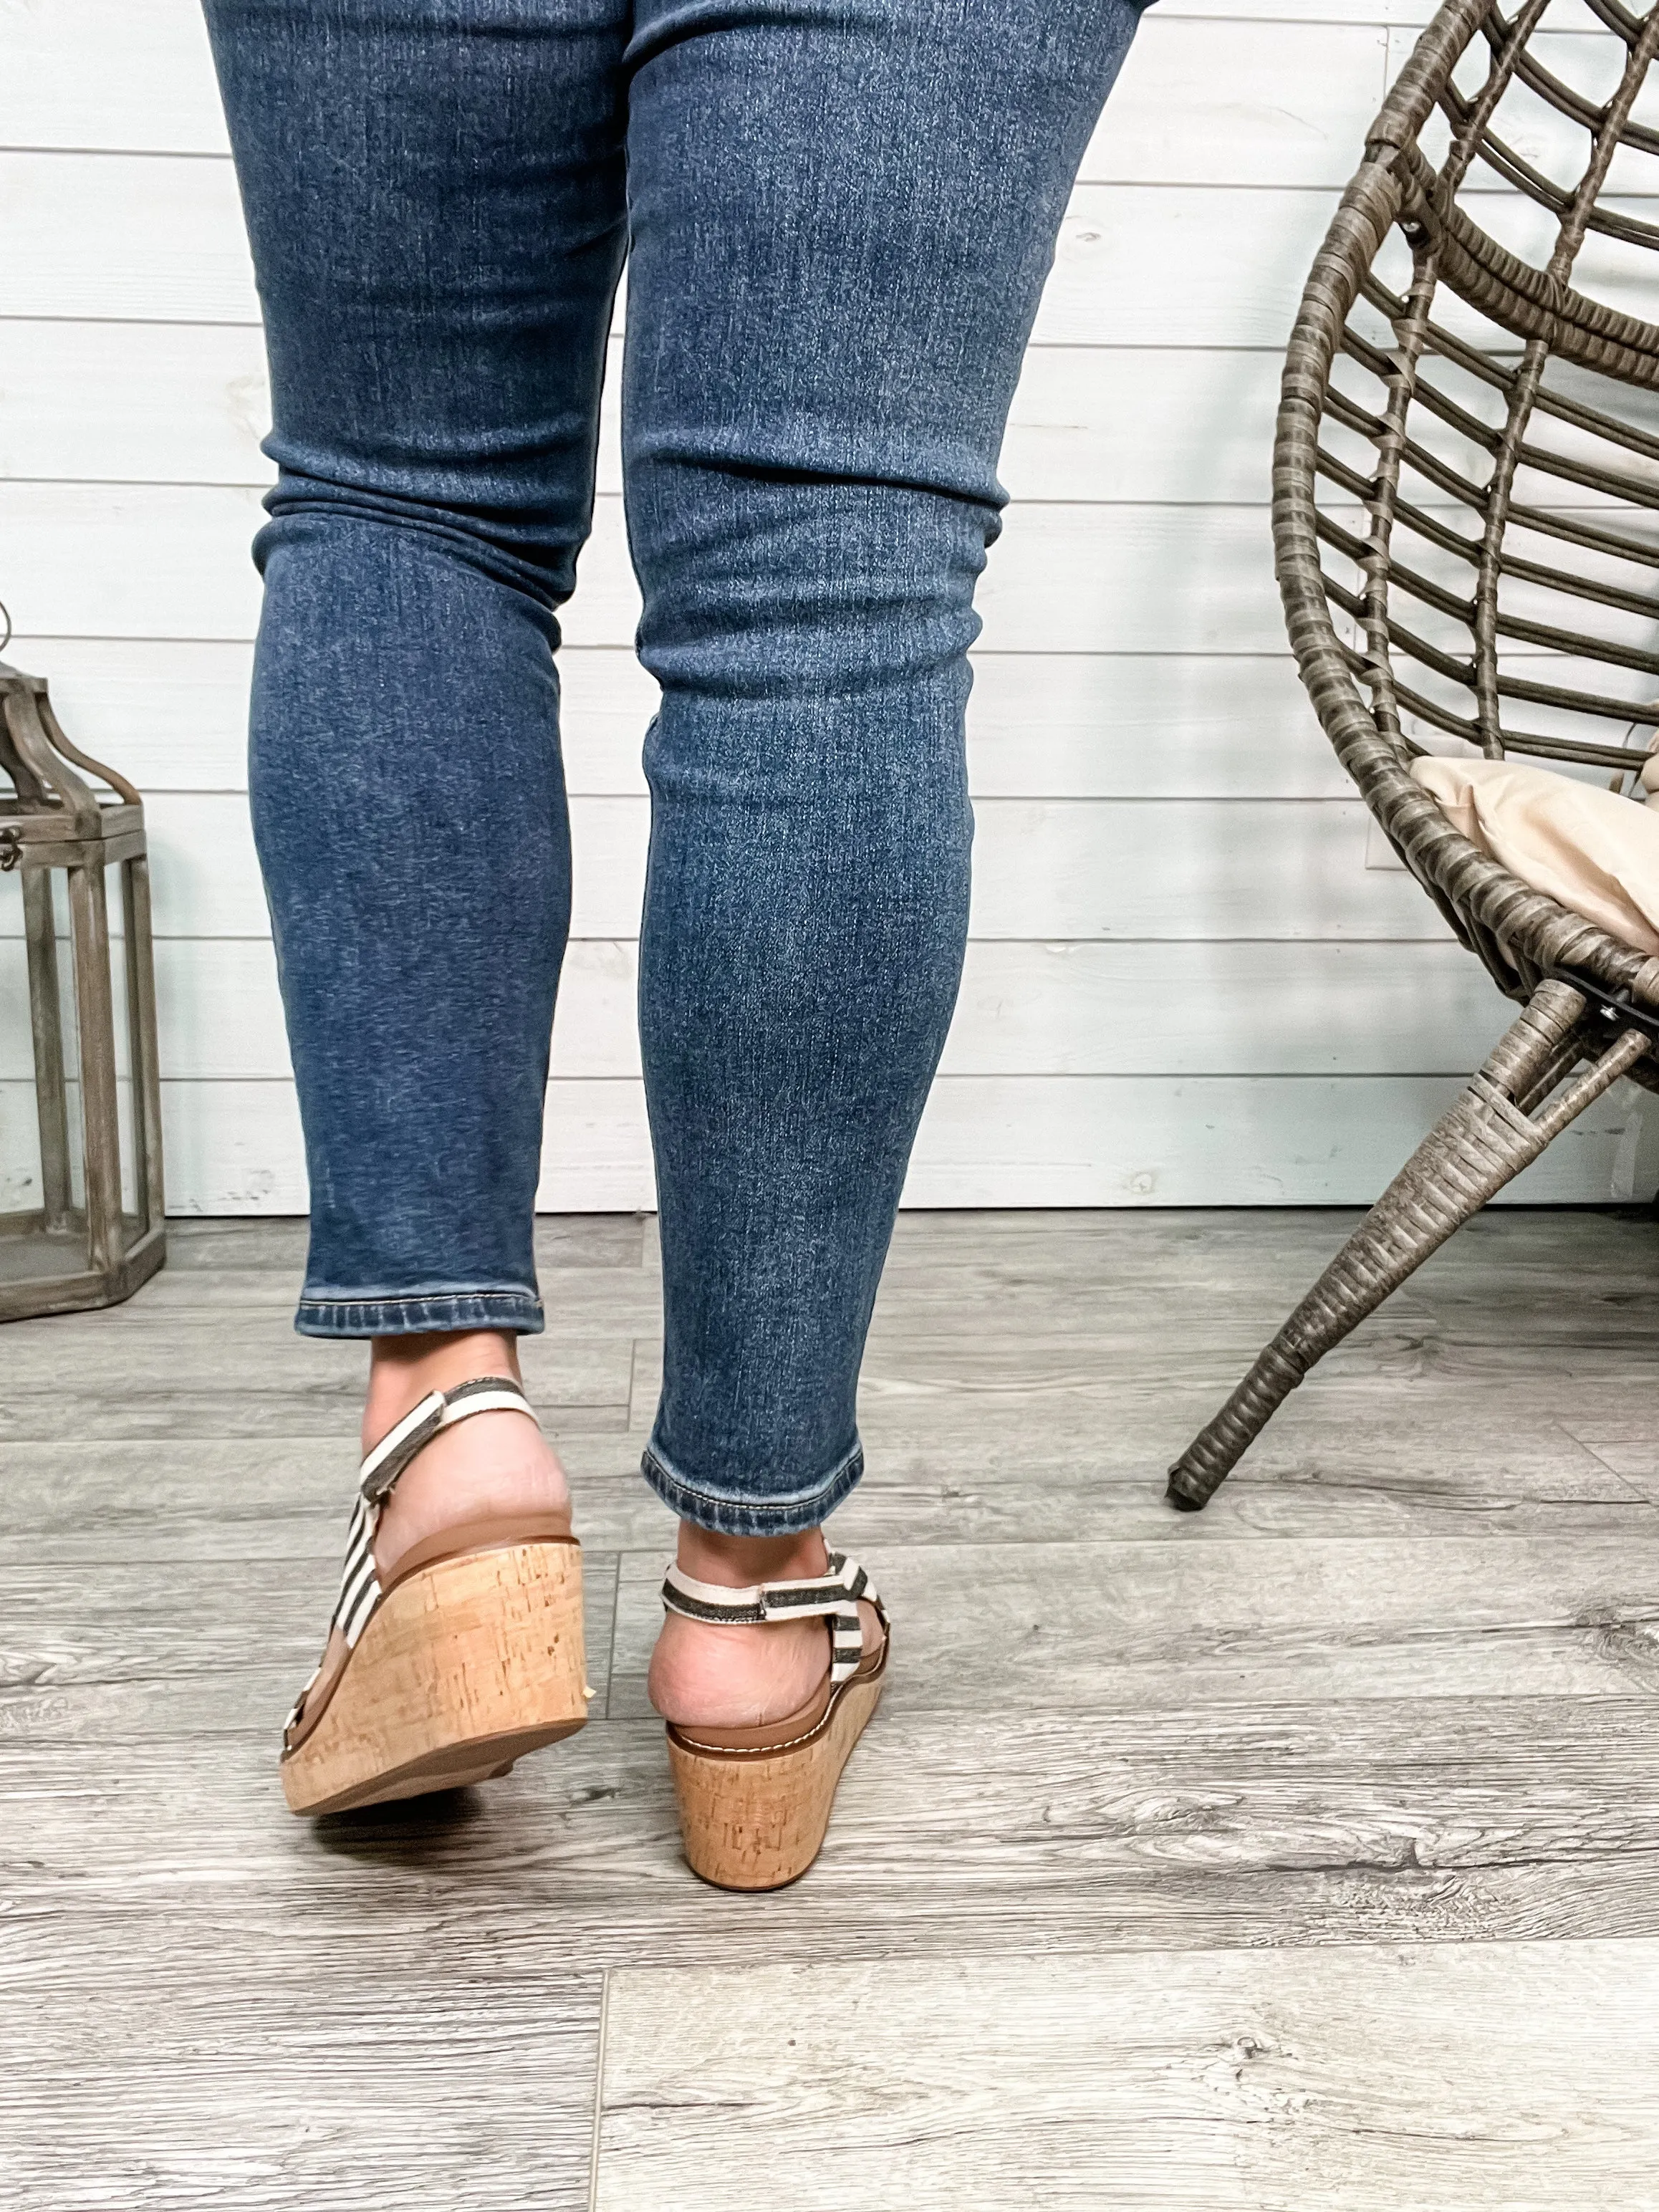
[1408, 753, 1659, 956]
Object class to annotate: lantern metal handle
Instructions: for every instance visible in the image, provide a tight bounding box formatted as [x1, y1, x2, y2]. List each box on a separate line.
[0, 664, 140, 831]
[34, 686, 143, 807]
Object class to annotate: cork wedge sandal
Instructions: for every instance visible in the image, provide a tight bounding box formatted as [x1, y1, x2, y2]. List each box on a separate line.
[281, 1376, 589, 1816]
[661, 1551, 888, 1890]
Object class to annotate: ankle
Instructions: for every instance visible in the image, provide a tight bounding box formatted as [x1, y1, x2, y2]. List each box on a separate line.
[648, 1521, 839, 1728]
[363, 1329, 523, 1455]
[362, 1329, 569, 1577]
[675, 1522, 829, 1590]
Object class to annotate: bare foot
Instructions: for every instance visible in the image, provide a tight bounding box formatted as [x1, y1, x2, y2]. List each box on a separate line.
[648, 1523, 883, 1729]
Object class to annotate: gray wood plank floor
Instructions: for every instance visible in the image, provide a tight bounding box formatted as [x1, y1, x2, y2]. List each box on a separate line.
[3, 1207, 1658, 2207]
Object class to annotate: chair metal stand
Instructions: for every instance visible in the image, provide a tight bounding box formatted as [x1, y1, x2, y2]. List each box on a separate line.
[1165, 980, 1651, 1511]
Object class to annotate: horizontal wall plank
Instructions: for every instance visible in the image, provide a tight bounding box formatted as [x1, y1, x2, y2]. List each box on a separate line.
[1083, 18, 1387, 188]
[4, 486, 1302, 655]
[4, 1071, 1648, 1215]
[5, 325, 1291, 508]
[4, 150, 259, 323]
[6, 159, 1347, 346]
[0, 793, 1453, 941]
[0, 1077, 653, 1215]
[1184, 0, 1615, 21]
[7, 636, 1351, 802]
[938, 938, 1512, 1077]
[1000, 345, 1279, 504]
[1037, 183, 1337, 348]
[5, 0, 231, 156]
[958, 795, 1450, 941]
[980, 500, 1281, 655]
[7, 58, 1625, 335]
[0, 936, 1517, 1084]
[25, 484, 1627, 664]
[23, 0, 1600, 183]
[1154, 0, 1439, 15]
[0, 479, 269, 638]
[10, 10, 1388, 183]
[0, 318, 272, 484]
[47, 6, 1621, 170]
[1, 635, 662, 797]
[905, 1072, 1659, 1207]
[31, 320, 1659, 531]
[962, 653, 1349, 795]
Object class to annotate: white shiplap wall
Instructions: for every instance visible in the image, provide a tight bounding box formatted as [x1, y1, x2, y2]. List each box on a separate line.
[4, 0, 1654, 1211]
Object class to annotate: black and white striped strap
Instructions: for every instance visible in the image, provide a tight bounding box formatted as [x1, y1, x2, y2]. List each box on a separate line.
[331, 1375, 539, 1651]
[357, 1375, 537, 1504]
[660, 1549, 879, 1688]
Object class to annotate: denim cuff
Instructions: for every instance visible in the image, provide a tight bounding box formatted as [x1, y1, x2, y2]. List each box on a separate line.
[639, 1434, 865, 1537]
[294, 1287, 545, 1339]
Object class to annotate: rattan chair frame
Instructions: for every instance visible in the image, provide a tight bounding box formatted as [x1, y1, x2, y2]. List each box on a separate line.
[1170, 0, 1659, 1509]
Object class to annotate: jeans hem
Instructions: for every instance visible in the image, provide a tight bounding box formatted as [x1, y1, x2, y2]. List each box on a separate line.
[294, 1288, 545, 1340]
[640, 1437, 865, 1537]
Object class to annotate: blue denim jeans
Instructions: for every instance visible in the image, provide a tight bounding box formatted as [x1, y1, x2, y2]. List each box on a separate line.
[203, 0, 1146, 1534]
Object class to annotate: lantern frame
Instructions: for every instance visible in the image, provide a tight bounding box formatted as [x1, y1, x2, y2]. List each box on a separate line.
[1, 659, 165, 1320]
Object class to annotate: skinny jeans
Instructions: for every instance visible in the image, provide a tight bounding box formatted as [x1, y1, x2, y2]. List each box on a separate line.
[202, 0, 1148, 1535]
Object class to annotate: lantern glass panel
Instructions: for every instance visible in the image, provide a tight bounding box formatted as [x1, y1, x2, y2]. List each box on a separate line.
[0, 871, 44, 1216]
[107, 860, 142, 1218]
[0, 857, 92, 1287]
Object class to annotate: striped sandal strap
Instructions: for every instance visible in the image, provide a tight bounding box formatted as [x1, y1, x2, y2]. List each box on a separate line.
[331, 1375, 541, 1650]
[661, 1549, 882, 1688]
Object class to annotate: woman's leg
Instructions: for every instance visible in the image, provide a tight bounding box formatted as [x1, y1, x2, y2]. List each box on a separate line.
[203, 0, 628, 1550]
[623, 0, 1148, 1719]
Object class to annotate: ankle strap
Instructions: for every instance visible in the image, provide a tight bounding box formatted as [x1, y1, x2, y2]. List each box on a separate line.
[313, 1377, 542, 1658]
[359, 1375, 538, 1504]
[661, 1550, 881, 1687]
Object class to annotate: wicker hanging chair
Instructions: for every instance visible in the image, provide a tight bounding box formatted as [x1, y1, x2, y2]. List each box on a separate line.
[1169, 0, 1659, 1509]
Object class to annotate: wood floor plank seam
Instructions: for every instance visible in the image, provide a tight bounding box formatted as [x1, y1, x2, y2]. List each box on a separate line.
[1557, 1430, 1659, 1506]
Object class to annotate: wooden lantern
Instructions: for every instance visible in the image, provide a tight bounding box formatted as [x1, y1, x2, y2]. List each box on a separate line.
[1, 658, 165, 1319]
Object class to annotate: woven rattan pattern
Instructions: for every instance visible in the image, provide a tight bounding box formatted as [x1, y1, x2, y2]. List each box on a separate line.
[1278, 0, 1659, 1021]
[1168, 1, 1659, 1509]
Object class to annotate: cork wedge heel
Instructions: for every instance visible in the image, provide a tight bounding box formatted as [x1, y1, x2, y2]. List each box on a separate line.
[660, 1552, 888, 1891]
[281, 1377, 589, 1817]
